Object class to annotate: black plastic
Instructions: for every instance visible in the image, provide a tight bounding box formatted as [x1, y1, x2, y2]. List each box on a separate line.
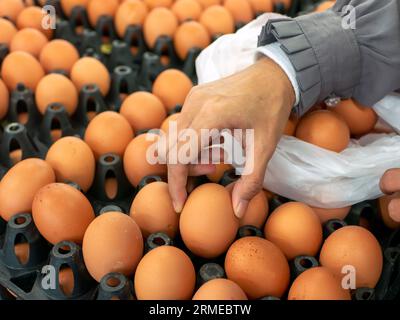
[237, 225, 263, 239]
[260, 296, 281, 300]
[268, 196, 287, 212]
[323, 219, 347, 239]
[99, 205, 124, 215]
[182, 47, 201, 84]
[137, 175, 163, 193]
[219, 168, 239, 186]
[0, 44, 8, 68]
[97, 272, 134, 300]
[290, 256, 319, 279]
[69, 6, 90, 35]
[137, 52, 165, 92]
[353, 288, 375, 301]
[168, 105, 182, 116]
[197, 263, 225, 287]
[345, 201, 378, 227]
[153, 35, 180, 68]
[79, 29, 102, 56]
[54, 19, 79, 46]
[44, 0, 65, 19]
[108, 65, 138, 112]
[108, 40, 136, 71]
[375, 247, 400, 300]
[95, 15, 117, 44]
[145, 232, 173, 253]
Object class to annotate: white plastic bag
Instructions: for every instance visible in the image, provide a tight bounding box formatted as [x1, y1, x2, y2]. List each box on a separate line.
[196, 13, 400, 208]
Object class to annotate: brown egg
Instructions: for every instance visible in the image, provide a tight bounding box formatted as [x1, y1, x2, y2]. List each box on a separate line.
[283, 116, 299, 136]
[160, 112, 180, 133]
[193, 278, 247, 300]
[105, 176, 118, 199]
[225, 237, 290, 299]
[174, 21, 210, 60]
[152, 69, 193, 111]
[35, 74, 78, 115]
[134, 245, 195, 300]
[320, 226, 383, 288]
[315, 0, 334, 12]
[143, 7, 178, 48]
[263, 189, 275, 200]
[180, 183, 239, 258]
[87, 0, 119, 27]
[83, 211, 144, 282]
[45, 137, 95, 192]
[0, 79, 9, 120]
[130, 181, 178, 238]
[0, 159, 55, 221]
[115, 0, 148, 38]
[70, 57, 111, 96]
[17, 6, 53, 39]
[172, 0, 202, 23]
[249, 0, 273, 13]
[239, 190, 268, 229]
[144, 0, 173, 9]
[84, 111, 134, 159]
[32, 183, 95, 244]
[378, 194, 400, 229]
[264, 202, 322, 260]
[224, 0, 254, 23]
[10, 28, 49, 58]
[197, 0, 221, 8]
[59, 267, 75, 296]
[39, 40, 80, 74]
[199, 5, 234, 36]
[0, 0, 24, 22]
[14, 242, 29, 265]
[311, 206, 351, 224]
[60, 0, 89, 16]
[120, 91, 167, 133]
[288, 267, 351, 300]
[295, 110, 350, 152]
[329, 99, 378, 136]
[123, 133, 167, 187]
[1, 51, 45, 91]
[207, 163, 232, 183]
[0, 17, 18, 45]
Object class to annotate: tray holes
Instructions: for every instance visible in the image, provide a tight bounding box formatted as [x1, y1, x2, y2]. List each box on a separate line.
[16, 100, 28, 124]
[299, 257, 313, 269]
[129, 34, 139, 55]
[59, 264, 74, 297]
[50, 118, 62, 143]
[14, 234, 30, 265]
[105, 171, 118, 200]
[85, 97, 98, 121]
[361, 291, 372, 300]
[58, 244, 71, 255]
[10, 273, 37, 294]
[101, 24, 111, 43]
[106, 276, 121, 288]
[9, 138, 22, 165]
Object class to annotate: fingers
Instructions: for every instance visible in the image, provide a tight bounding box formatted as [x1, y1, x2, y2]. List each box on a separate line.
[188, 164, 216, 176]
[388, 197, 400, 222]
[380, 169, 400, 194]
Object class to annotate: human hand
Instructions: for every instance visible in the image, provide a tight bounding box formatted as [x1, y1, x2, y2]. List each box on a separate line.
[166, 57, 295, 218]
[380, 169, 400, 222]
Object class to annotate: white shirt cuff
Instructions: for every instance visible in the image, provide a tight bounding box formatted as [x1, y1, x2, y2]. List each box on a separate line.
[256, 42, 300, 106]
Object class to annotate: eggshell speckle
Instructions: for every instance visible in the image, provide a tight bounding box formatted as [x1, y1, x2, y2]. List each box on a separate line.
[193, 278, 247, 300]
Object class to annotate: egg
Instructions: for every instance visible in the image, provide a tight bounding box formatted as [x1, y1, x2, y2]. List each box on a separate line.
[0, 18, 18, 45]
[193, 278, 247, 300]
[87, 0, 119, 27]
[172, 0, 202, 23]
[288, 267, 351, 300]
[239, 190, 268, 229]
[207, 163, 232, 183]
[225, 237, 290, 299]
[329, 99, 378, 136]
[143, 7, 178, 48]
[1, 51, 45, 91]
[283, 116, 298, 136]
[10, 28, 49, 58]
[14, 242, 29, 265]
[311, 206, 351, 224]
[120, 91, 167, 133]
[295, 110, 350, 152]
[378, 194, 400, 229]
[115, 0, 148, 38]
[152, 69, 193, 111]
[134, 245, 195, 300]
[60, 0, 89, 16]
[0, 159, 55, 221]
[83, 211, 144, 282]
[315, 0, 335, 12]
[70, 57, 111, 96]
[0, 0, 24, 22]
[32, 183, 95, 244]
[180, 183, 239, 258]
[45, 137, 95, 192]
[320, 226, 383, 288]
[197, 0, 221, 8]
[16, 6, 53, 39]
[35, 74, 78, 115]
[160, 112, 180, 133]
[123, 133, 167, 187]
[249, 0, 273, 13]
[174, 21, 211, 60]
[105, 176, 118, 199]
[264, 202, 322, 260]
[84, 111, 134, 159]
[0, 79, 9, 120]
[144, 0, 173, 9]
[59, 268, 75, 296]
[199, 5, 234, 36]
[39, 40, 80, 75]
[224, 0, 254, 23]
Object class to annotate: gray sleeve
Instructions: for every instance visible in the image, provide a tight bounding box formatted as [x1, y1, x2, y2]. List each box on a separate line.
[258, 0, 400, 115]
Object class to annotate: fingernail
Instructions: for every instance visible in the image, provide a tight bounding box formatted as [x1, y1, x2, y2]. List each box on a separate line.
[388, 199, 400, 222]
[234, 200, 248, 219]
[173, 201, 183, 214]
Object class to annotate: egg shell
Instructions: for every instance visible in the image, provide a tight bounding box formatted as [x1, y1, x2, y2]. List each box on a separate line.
[134, 245, 195, 300]
[315, 0, 334, 12]
[249, 0, 273, 13]
[174, 21, 211, 60]
[197, 0, 221, 8]
[311, 206, 351, 224]
[17, 6, 53, 39]
[14, 242, 29, 265]
[295, 110, 350, 153]
[1, 51, 45, 91]
[115, 0, 149, 38]
[193, 278, 247, 300]
[160, 112, 180, 133]
[378, 194, 400, 229]
[45, 137, 95, 192]
[120, 91, 167, 133]
[35, 74, 78, 115]
[59, 268, 75, 296]
[87, 0, 119, 27]
[152, 69, 193, 111]
[319, 226, 383, 288]
[0, 0, 24, 22]
[105, 177, 118, 199]
[123, 133, 167, 186]
[10, 28, 49, 58]
[288, 267, 351, 300]
[70, 57, 111, 96]
[239, 190, 268, 229]
[0, 79, 9, 120]
[144, 0, 173, 9]
[264, 202, 322, 260]
[199, 5, 234, 36]
[224, 0, 254, 23]
[283, 116, 299, 136]
[60, 0, 89, 16]
[225, 236, 290, 299]
[130, 181, 178, 238]
[172, 0, 202, 22]
[0, 17, 18, 45]
[207, 163, 232, 183]
[329, 99, 378, 136]
[143, 7, 178, 48]
[39, 40, 80, 74]
[180, 183, 239, 258]
[0, 159, 55, 221]
[84, 111, 134, 159]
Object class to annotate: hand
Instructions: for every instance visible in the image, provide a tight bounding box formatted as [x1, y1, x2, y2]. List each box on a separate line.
[166, 57, 295, 218]
[380, 169, 400, 222]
